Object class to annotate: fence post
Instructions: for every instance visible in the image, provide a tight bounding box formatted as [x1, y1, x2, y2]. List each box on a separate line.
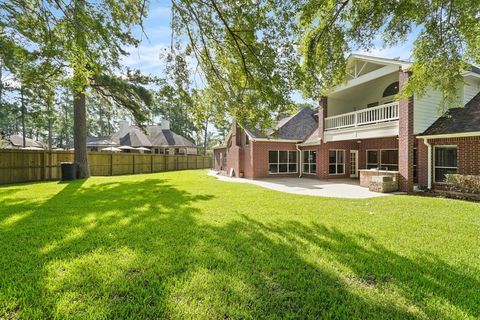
[175, 155, 178, 170]
[150, 154, 153, 173]
[41, 150, 46, 180]
[132, 154, 135, 174]
[110, 153, 113, 176]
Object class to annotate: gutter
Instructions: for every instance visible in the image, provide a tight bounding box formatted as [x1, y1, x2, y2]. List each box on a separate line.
[296, 143, 302, 178]
[251, 138, 303, 143]
[417, 131, 480, 139]
[422, 138, 432, 189]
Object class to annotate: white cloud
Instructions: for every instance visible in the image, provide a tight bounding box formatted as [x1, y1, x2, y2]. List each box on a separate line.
[356, 43, 413, 61]
[122, 44, 170, 75]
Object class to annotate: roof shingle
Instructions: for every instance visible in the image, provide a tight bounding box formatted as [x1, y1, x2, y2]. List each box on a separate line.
[421, 91, 480, 136]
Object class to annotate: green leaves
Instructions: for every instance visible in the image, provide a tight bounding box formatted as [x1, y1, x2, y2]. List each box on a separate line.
[171, 0, 303, 127]
[299, 0, 480, 106]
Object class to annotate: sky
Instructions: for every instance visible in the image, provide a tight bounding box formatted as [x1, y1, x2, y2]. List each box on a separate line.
[123, 1, 419, 104]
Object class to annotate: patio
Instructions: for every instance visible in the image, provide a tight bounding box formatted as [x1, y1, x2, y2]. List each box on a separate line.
[208, 171, 391, 199]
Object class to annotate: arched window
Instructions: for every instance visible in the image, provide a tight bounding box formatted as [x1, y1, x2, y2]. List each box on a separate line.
[382, 81, 399, 97]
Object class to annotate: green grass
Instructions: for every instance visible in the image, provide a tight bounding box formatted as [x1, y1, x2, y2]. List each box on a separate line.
[0, 170, 479, 319]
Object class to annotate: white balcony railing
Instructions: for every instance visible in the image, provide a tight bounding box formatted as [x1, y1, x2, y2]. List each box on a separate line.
[325, 102, 399, 131]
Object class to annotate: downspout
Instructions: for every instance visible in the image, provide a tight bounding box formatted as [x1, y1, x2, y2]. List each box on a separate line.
[423, 138, 432, 189]
[296, 144, 302, 177]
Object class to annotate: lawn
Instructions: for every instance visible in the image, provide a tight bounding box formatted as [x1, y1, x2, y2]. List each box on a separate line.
[0, 170, 479, 319]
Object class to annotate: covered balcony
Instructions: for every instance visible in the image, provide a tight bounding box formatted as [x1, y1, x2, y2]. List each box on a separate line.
[323, 69, 401, 142]
[325, 102, 399, 130]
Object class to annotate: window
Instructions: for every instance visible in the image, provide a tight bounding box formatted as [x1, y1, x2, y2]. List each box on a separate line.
[434, 146, 457, 183]
[367, 150, 379, 169]
[303, 150, 317, 174]
[413, 148, 418, 182]
[382, 81, 399, 97]
[245, 134, 250, 145]
[380, 150, 399, 171]
[366, 149, 398, 170]
[329, 150, 345, 175]
[269, 150, 297, 174]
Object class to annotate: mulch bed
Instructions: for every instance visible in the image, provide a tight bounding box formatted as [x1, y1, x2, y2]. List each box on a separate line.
[411, 189, 480, 202]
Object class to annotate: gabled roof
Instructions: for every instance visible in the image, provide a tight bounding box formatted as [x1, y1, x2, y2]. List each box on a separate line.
[243, 107, 318, 142]
[111, 127, 152, 147]
[347, 54, 412, 69]
[86, 136, 117, 146]
[8, 135, 44, 148]
[147, 129, 196, 148]
[421, 92, 480, 136]
[90, 124, 196, 149]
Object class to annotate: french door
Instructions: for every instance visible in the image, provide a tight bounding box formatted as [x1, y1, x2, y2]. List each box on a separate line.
[350, 150, 359, 178]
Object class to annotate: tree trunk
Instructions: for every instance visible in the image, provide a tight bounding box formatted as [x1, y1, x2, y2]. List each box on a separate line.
[47, 100, 53, 151]
[20, 86, 26, 147]
[73, 89, 90, 178]
[203, 119, 208, 155]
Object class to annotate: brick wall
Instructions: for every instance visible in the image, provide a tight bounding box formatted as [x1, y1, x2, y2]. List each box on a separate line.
[319, 96, 328, 140]
[417, 135, 480, 189]
[213, 148, 226, 171]
[398, 70, 415, 192]
[301, 137, 399, 179]
[251, 141, 299, 178]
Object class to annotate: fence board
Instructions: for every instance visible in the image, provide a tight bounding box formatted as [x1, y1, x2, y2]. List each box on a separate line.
[0, 149, 212, 185]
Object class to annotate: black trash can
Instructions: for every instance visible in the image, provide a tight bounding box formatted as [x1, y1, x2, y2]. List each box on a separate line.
[61, 162, 76, 181]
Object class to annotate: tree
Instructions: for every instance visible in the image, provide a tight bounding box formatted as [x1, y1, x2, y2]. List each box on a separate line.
[1, 0, 153, 178]
[170, 0, 303, 129]
[299, 1, 480, 105]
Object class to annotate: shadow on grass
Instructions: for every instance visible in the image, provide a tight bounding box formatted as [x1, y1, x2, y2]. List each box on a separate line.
[0, 176, 478, 319]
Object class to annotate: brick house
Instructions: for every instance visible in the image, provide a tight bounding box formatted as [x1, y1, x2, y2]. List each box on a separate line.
[213, 54, 480, 191]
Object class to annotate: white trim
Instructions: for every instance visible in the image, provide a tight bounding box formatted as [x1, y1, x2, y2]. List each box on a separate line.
[297, 139, 321, 147]
[422, 138, 432, 189]
[347, 54, 412, 69]
[349, 150, 359, 178]
[329, 65, 399, 94]
[418, 131, 480, 139]
[252, 138, 302, 143]
[328, 149, 346, 175]
[268, 150, 298, 174]
[302, 150, 317, 175]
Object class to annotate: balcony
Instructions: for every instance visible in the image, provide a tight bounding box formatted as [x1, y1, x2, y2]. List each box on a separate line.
[323, 102, 400, 141]
[325, 102, 399, 131]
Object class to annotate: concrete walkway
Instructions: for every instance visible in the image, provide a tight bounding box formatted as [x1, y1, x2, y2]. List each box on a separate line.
[208, 171, 390, 199]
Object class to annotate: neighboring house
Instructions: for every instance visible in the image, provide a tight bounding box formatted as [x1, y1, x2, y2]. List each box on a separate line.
[86, 136, 118, 152]
[87, 120, 198, 155]
[214, 54, 480, 192]
[2, 134, 45, 149]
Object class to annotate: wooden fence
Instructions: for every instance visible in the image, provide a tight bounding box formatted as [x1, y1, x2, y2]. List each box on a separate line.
[0, 149, 212, 185]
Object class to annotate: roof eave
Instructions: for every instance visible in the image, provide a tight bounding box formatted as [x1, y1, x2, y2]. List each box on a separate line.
[417, 131, 480, 139]
[251, 138, 302, 143]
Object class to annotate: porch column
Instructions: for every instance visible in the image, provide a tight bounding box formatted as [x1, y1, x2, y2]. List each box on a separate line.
[398, 70, 415, 192]
[319, 96, 328, 140]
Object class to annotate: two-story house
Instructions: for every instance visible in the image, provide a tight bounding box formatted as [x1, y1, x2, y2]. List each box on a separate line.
[213, 54, 480, 192]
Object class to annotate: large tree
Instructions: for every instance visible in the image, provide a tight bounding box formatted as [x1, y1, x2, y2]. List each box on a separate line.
[299, 0, 480, 104]
[169, 0, 303, 129]
[1, 0, 153, 178]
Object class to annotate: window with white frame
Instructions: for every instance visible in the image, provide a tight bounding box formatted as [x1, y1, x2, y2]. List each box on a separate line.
[269, 150, 297, 174]
[329, 150, 345, 175]
[303, 150, 316, 174]
[434, 146, 457, 183]
[366, 149, 398, 171]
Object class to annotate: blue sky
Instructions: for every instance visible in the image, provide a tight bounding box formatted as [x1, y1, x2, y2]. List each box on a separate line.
[123, 1, 418, 96]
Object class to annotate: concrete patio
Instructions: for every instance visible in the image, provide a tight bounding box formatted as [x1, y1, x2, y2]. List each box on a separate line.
[208, 171, 391, 199]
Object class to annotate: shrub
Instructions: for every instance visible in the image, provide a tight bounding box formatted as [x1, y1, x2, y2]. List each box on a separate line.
[445, 174, 480, 194]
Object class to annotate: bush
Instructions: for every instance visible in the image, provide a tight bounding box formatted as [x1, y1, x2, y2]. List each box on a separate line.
[445, 174, 480, 194]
